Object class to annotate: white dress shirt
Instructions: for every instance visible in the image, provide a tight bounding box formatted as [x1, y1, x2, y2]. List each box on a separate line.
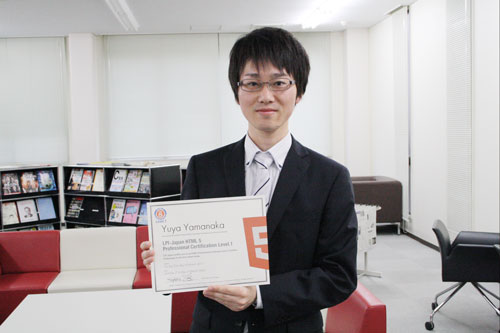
[243, 132, 292, 311]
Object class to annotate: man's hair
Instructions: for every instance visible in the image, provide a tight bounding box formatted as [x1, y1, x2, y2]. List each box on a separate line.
[228, 27, 310, 102]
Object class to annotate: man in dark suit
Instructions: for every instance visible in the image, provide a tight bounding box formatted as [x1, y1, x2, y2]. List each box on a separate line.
[142, 27, 357, 332]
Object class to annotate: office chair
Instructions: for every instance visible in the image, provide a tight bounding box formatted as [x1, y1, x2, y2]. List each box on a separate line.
[425, 219, 500, 331]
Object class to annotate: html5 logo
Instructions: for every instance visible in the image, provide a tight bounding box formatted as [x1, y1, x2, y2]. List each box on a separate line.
[243, 217, 269, 270]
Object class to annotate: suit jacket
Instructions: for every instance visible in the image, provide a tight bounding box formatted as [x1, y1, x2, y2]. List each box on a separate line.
[183, 136, 358, 333]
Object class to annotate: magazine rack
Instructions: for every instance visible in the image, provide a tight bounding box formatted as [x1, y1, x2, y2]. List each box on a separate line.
[62, 164, 181, 228]
[0, 165, 61, 232]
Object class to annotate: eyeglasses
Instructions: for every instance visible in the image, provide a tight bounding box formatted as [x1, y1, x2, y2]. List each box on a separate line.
[237, 78, 296, 92]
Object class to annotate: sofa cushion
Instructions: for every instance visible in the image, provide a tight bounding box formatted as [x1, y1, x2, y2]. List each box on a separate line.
[59, 227, 136, 271]
[133, 267, 152, 289]
[48, 268, 137, 293]
[0, 272, 59, 293]
[0, 230, 60, 274]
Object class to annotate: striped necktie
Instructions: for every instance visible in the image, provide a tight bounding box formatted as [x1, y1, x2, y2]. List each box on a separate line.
[252, 151, 274, 209]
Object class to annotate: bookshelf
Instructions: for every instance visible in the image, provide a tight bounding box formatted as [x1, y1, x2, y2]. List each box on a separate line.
[62, 164, 181, 228]
[0, 165, 61, 231]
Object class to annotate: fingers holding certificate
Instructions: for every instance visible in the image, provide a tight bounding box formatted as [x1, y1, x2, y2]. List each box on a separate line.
[147, 196, 270, 294]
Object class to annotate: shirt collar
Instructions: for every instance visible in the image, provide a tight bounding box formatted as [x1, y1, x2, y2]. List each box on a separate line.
[244, 133, 292, 170]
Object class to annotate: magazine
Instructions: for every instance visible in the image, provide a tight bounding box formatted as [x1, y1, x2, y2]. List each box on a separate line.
[108, 199, 126, 222]
[67, 168, 84, 191]
[79, 170, 95, 191]
[122, 200, 140, 224]
[92, 169, 105, 192]
[66, 197, 84, 218]
[2, 202, 20, 225]
[137, 172, 150, 194]
[1, 173, 21, 195]
[123, 170, 142, 193]
[37, 170, 57, 192]
[109, 169, 128, 192]
[21, 172, 39, 193]
[137, 201, 148, 225]
[38, 224, 55, 231]
[37, 197, 57, 220]
[16, 199, 39, 223]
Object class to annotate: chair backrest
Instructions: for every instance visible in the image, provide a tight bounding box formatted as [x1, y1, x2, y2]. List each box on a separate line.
[432, 220, 452, 259]
[59, 227, 136, 271]
[171, 291, 198, 333]
[325, 282, 386, 333]
[0, 230, 60, 274]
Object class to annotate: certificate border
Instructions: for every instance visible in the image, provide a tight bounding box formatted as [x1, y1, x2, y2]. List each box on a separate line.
[148, 196, 269, 294]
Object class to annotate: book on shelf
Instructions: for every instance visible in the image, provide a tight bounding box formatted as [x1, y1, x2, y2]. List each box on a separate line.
[137, 201, 148, 225]
[38, 224, 55, 231]
[108, 199, 126, 222]
[2, 202, 20, 225]
[67, 168, 84, 191]
[37, 170, 57, 192]
[21, 172, 39, 193]
[66, 197, 84, 218]
[122, 200, 140, 224]
[16, 199, 39, 223]
[137, 172, 150, 194]
[109, 169, 128, 192]
[79, 170, 95, 191]
[2, 172, 22, 195]
[36, 197, 57, 220]
[92, 169, 105, 192]
[123, 170, 143, 193]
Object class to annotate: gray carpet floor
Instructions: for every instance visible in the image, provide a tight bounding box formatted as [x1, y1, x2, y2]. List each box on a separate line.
[358, 229, 500, 333]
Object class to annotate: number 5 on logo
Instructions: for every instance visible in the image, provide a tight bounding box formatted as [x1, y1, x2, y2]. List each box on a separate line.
[243, 217, 269, 270]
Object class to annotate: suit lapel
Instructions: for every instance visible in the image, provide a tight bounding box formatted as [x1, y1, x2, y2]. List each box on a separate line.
[223, 137, 246, 197]
[266, 138, 310, 240]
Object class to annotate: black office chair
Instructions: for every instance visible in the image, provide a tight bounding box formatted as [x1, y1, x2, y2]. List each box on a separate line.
[425, 219, 500, 331]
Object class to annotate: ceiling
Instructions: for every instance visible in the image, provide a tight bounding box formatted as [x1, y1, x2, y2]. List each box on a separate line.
[0, 0, 417, 38]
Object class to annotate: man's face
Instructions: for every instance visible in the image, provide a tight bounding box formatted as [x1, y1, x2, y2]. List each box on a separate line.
[237, 61, 301, 139]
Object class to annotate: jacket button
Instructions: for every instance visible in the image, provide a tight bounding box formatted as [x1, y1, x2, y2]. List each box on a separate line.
[251, 322, 256, 327]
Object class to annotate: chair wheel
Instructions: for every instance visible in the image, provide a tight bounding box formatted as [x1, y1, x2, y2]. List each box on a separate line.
[425, 321, 434, 330]
[431, 302, 438, 310]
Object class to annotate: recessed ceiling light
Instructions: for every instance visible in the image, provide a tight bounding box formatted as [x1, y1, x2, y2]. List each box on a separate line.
[302, 0, 351, 29]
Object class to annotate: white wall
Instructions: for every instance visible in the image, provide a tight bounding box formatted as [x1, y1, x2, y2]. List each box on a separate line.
[369, 18, 396, 178]
[104, 32, 335, 160]
[344, 29, 371, 176]
[408, 0, 448, 243]
[67, 33, 106, 163]
[473, 0, 499, 232]
[367, 0, 499, 243]
[0, 37, 68, 165]
[330, 32, 346, 164]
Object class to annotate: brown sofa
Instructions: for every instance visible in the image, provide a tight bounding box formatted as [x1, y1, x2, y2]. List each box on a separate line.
[351, 176, 402, 234]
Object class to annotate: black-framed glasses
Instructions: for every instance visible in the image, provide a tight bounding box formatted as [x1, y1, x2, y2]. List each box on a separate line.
[237, 78, 296, 92]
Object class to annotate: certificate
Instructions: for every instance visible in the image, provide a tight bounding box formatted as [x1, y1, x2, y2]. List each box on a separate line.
[148, 196, 270, 294]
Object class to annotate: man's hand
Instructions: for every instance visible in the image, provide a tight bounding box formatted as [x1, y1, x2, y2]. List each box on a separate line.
[140, 241, 155, 272]
[203, 285, 257, 312]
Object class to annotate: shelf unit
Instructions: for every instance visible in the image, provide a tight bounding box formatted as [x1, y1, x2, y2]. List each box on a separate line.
[0, 165, 61, 231]
[62, 164, 181, 228]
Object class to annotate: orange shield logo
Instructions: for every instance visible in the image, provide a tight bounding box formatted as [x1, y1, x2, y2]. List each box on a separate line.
[243, 216, 269, 270]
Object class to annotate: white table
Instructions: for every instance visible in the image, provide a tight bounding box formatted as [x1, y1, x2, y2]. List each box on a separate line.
[0, 289, 172, 333]
[356, 204, 382, 278]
